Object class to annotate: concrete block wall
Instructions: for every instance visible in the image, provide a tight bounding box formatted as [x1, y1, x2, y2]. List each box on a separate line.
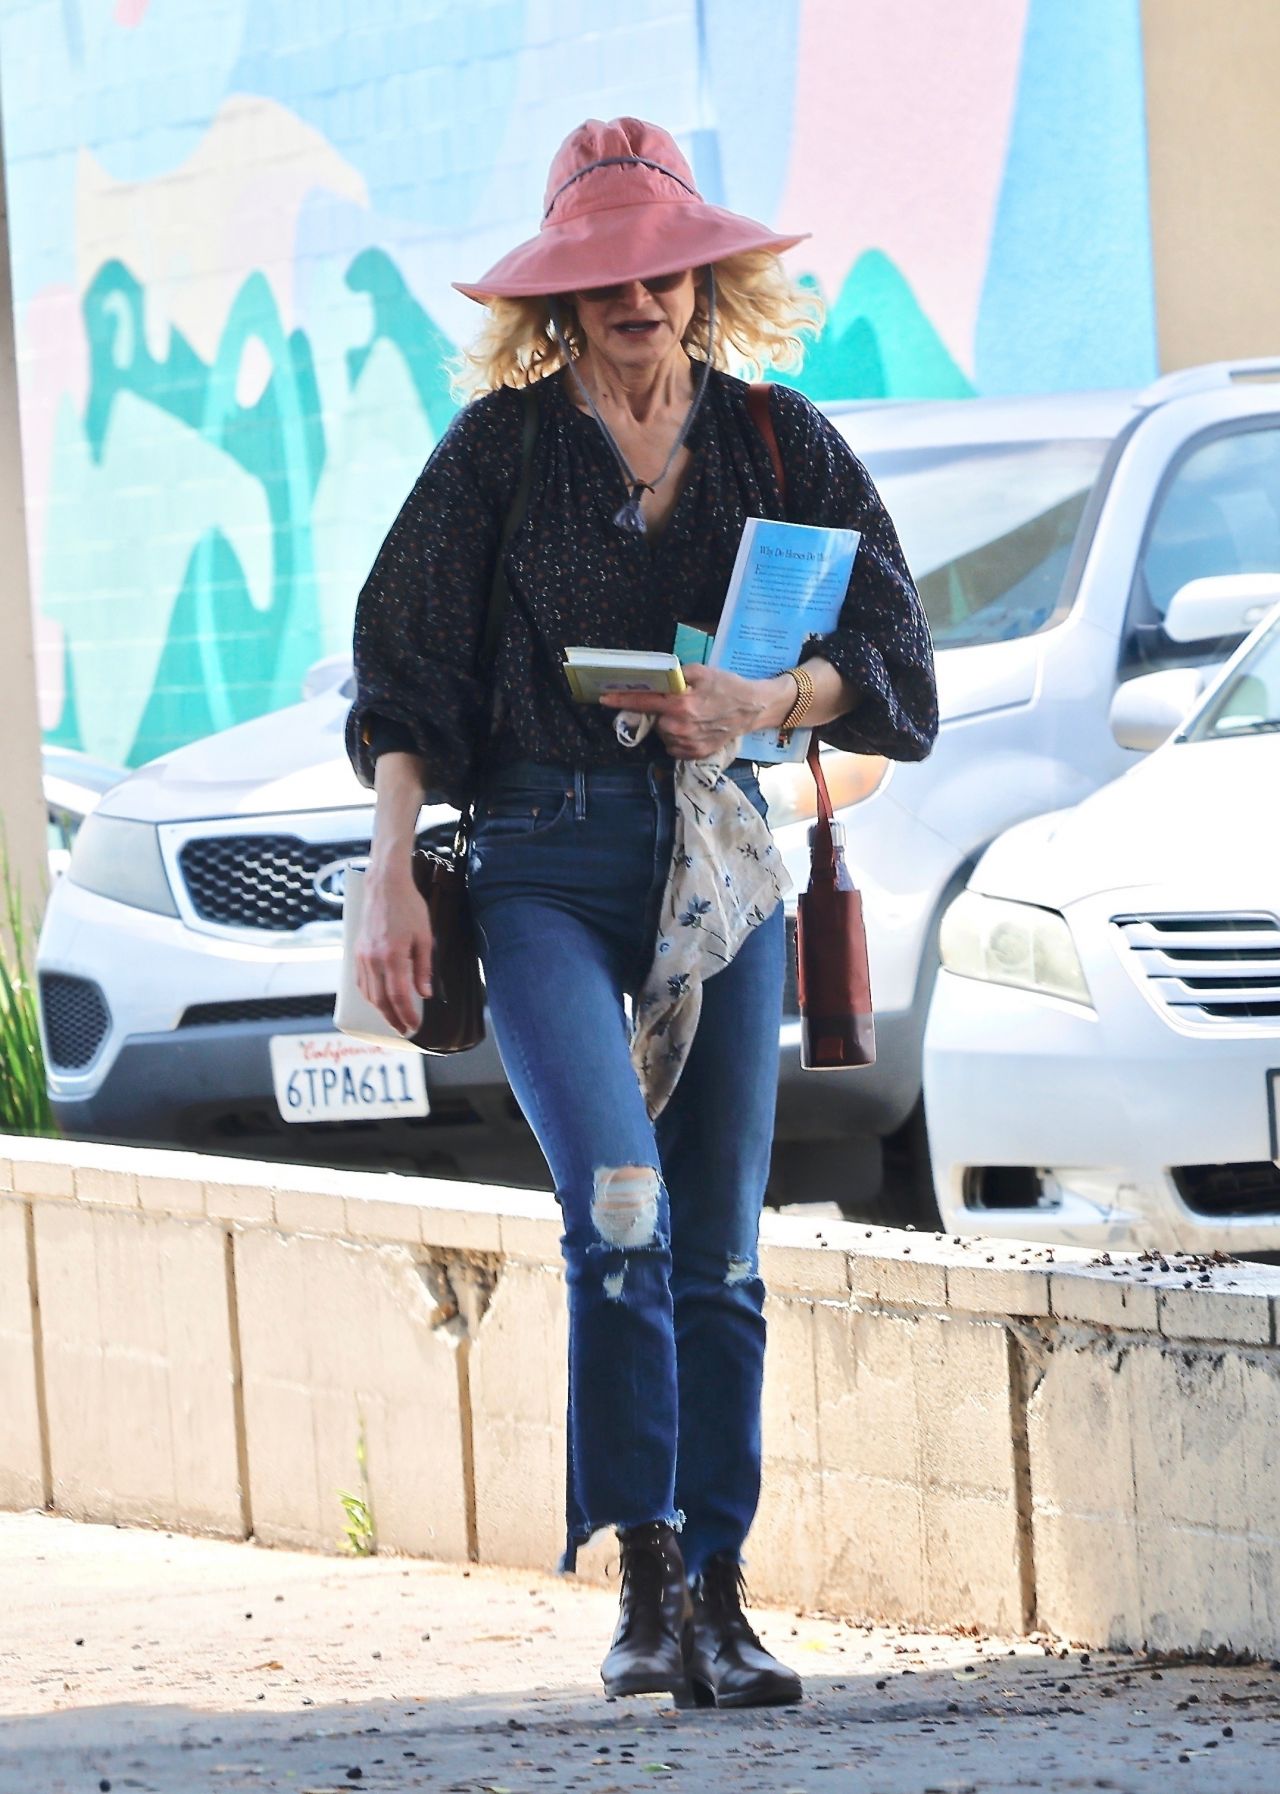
[3, 1133, 1280, 1653]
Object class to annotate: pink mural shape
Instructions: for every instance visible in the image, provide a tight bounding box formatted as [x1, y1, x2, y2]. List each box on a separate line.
[779, 0, 1028, 381]
[114, 0, 150, 27]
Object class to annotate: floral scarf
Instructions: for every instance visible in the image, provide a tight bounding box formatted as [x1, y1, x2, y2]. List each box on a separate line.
[616, 714, 790, 1117]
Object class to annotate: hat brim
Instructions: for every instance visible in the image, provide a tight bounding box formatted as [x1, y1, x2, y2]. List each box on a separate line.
[453, 199, 808, 302]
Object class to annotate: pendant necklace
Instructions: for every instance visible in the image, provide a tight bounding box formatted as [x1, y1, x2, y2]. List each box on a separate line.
[552, 269, 717, 534]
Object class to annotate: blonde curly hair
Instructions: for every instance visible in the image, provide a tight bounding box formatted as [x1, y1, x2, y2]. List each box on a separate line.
[451, 250, 823, 399]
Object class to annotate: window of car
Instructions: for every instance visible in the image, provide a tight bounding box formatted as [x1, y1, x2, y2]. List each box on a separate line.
[862, 440, 1109, 649]
[1122, 421, 1280, 676]
[1139, 426, 1280, 617]
[1182, 617, 1280, 741]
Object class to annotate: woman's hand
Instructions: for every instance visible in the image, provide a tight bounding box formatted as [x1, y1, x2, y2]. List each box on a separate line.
[355, 862, 434, 1035]
[599, 664, 794, 759]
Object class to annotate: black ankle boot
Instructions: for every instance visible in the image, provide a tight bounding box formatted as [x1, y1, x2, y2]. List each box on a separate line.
[685, 1554, 803, 1708]
[600, 1521, 692, 1699]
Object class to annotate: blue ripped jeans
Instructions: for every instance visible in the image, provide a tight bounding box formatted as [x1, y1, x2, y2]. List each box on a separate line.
[467, 757, 785, 1577]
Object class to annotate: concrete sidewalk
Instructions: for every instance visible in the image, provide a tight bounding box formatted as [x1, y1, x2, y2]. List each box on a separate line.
[2, 1513, 1278, 1793]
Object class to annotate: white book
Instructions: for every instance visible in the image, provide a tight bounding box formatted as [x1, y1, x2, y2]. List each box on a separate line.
[562, 645, 687, 703]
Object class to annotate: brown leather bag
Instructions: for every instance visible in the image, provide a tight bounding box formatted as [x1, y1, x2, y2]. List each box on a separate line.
[746, 384, 876, 1070]
[402, 836, 487, 1053]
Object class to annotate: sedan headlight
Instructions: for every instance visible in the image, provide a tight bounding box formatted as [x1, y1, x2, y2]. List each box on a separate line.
[66, 814, 178, 916]
[759, 752, 888, 828]
[939, 890, 1092, 1006]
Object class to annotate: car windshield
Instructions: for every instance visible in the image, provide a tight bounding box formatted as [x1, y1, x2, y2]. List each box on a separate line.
[861, 439, 1109, 648]
[1183, 615, 1280, 740]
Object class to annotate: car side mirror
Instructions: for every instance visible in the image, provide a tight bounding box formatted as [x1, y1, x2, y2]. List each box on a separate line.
[1109, 667, 1204, 751]
[1163, 572, 1280, 644]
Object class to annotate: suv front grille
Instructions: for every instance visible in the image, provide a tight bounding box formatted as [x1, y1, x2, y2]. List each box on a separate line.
[40, 973, 111, 1069]
[178, 834, 369, 931]
[1115, 912, 1280, 1023]
[1173, 1161, 1280, 1217]
[176, 824, 456, 933]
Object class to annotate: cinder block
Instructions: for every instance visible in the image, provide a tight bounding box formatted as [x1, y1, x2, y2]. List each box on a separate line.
[205, 1181, 275, 1225]
[946, 1260, 1052, 1320]
[235, 1229, 468, 1558]
[1138, 1522, 1253, 1653]
[759, 1241, 849, 1300]
[1034, 1511, 1143, 1646]
[1127, 1347, 1249, 1534]
[136, 1173, 205, 1217]
[0, 1198, 43, 1509]
[748, 1296, 824, 1605]
[11, 1157, 74, 1201]
[818, 1469, 925, 1621]
[1157, 1285, 1273, 1346]
[34, 1202, 242, 1535]
[814, 1302, 920, 1488]
[498, 1206, 562, 1263]
[912, 1315, 1016, 1499]
[272, 1185, 347, 1236]
[75, 1164, 139, 1208]
[342, 1191, 421, 1246]
[847, 1248, 947, 1311]
[469, 1260, 566, 1571]
[1049, 1267, 1159, 1332]
[418, 1203, 504, 1254]
[1027, 1334, 1137, 1522]
[922, 1486, 1023, 1633]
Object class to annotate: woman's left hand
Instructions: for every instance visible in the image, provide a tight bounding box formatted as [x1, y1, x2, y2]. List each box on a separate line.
[599, 663, 787, 760]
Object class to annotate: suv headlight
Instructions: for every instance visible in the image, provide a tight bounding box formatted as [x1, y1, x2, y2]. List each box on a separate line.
[759, 752, 888, 829]
[939, 891, 1092, 1006]
[67, 814, 178, 916]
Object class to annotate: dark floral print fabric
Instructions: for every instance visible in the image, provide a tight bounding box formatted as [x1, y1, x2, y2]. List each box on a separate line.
[348, 365, 937, 804]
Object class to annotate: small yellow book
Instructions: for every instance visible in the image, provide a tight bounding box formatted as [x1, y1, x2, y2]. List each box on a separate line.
[562, 646, 687, 703]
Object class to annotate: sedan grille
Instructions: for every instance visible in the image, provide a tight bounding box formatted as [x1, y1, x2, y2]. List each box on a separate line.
[179, 995, 336, 1029]
[1173, 1161, 1280, 1218]
[1115, 912, 1280, 1023]
[40, 972, 111, 1069]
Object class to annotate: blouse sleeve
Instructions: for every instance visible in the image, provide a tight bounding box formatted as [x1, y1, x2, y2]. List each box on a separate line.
[346, 389, 523, 801]
[768, 386, 938, 761]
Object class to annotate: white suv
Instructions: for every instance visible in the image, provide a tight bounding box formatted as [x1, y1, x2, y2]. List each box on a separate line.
[38, 360, 1280, 1210]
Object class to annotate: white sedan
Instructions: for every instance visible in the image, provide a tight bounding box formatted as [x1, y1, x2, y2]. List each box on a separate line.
[923, 600, 1280, 1251]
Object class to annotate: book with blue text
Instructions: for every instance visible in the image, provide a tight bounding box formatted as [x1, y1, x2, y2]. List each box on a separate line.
[707, 517, 860, 762]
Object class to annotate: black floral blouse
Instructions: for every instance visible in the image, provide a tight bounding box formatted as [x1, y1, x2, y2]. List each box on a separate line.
[348, 366, 937, 803]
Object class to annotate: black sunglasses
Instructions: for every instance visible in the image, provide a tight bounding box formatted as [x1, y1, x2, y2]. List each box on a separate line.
[574, 269, 691, 303]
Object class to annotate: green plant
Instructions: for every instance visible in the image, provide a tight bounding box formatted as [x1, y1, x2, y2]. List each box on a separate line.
[337, 1419, 376, 1556]
[0, 856, 54, 1136]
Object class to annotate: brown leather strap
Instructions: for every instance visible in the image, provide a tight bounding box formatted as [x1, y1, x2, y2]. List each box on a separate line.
[807, 733, 833, 825]
[747, 382, 786, 503]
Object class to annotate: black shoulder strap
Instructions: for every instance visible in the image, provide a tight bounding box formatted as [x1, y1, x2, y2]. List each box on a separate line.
[477, 385, 540, 678]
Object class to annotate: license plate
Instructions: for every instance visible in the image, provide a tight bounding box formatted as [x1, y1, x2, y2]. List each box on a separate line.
[269, 1032, 429, 1123]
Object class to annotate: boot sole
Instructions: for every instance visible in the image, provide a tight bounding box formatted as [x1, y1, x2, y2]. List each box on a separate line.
[681, 1675, 804, 1709]
[602, 1670, 692, 1700]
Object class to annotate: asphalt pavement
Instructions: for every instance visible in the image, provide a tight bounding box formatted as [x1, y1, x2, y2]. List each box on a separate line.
[2, 1511, 1278, 1794]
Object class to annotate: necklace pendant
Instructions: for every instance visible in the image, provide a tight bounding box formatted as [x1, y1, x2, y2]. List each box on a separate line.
[613, 495, 648, 534]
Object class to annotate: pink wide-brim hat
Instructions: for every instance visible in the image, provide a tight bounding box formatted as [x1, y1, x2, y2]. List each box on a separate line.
[453, 116, 808, 303]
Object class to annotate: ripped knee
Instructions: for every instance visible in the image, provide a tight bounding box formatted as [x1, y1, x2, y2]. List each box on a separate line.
[591, 1164, 661, 1250]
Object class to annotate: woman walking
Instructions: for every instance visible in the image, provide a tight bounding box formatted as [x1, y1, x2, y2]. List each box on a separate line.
[348, 117, 937, 1708]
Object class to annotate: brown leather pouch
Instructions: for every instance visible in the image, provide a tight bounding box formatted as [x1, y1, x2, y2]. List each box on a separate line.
[406, 843, 485, 1054]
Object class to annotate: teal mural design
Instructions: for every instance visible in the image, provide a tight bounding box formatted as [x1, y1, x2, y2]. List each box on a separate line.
[0, 1, 1157, 769]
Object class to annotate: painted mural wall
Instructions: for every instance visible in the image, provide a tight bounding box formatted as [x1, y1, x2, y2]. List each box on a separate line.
[0, 0, 1157, 769]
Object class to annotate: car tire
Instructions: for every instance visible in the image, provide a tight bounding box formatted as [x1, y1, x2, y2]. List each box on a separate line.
[878, 1097, 943, 1232]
